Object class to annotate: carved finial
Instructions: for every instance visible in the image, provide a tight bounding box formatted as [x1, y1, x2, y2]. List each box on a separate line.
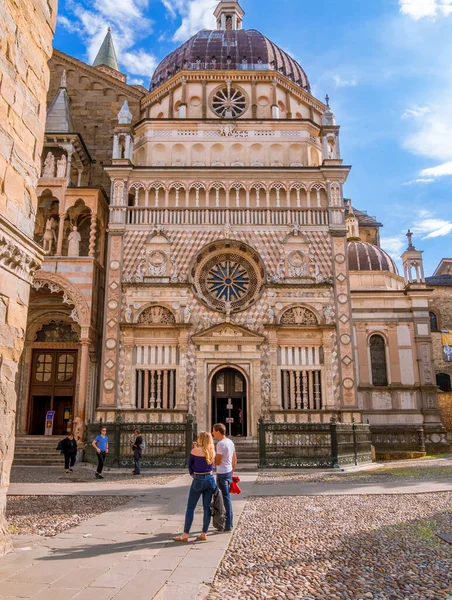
[60, 69, 67, 89]
[406, 229, 415, 250]
[325, 94, 330, 107]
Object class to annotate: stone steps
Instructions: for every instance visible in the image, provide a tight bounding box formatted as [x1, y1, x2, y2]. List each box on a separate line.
[14, 436, 65, 466]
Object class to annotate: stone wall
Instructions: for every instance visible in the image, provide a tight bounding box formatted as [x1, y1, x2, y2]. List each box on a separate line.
[47, 51, 145, 194]
[0, 0, 57, 556]
[438, 392, 452, 432]
[429, 286, 452, 385]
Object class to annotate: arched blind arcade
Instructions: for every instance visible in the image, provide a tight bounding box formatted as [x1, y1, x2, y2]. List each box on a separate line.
[370, 334, 388, 387]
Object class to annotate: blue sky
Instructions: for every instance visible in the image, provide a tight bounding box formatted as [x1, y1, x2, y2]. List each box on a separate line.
[55, 0, 452, 275]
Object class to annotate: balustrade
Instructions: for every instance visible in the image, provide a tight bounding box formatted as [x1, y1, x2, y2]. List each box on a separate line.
[126, 207, 329, 226]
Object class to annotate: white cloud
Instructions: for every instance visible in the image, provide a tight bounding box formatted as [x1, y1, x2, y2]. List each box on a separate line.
[420, 161, 452, 177]
[399, 0, 452, 19]
[59, 0, 157, 80]
[333, 75, 358, 88]
[162, 0, 217, 41]
[403, 177, 435, 184]
[381, 235, 406, 256]
[401, 105, 430, 119]
[412, 209, 452, 238]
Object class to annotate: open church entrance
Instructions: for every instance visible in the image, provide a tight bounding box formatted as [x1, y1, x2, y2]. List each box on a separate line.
[211, 368, 247, 437]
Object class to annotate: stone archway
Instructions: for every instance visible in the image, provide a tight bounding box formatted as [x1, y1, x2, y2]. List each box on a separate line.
[210, 366, 248, 437]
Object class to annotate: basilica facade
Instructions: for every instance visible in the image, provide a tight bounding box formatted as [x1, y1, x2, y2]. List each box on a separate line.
[17, 0, 449, 456]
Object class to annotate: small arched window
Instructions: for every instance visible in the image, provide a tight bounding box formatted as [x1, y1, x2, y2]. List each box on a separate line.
[370, 334, 388, 386]
[429, 312, 439, 332]
[436, 373, 451, 392]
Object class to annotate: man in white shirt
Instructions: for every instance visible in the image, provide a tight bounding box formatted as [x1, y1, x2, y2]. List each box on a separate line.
[213, 422, 237, 532]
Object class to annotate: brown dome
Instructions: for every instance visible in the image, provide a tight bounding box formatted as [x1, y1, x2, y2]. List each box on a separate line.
[151, 29, 310, 92]
[348, 241, 398, 275]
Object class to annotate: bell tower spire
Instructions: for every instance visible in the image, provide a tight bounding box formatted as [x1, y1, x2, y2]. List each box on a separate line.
[214, 0, 245, 30]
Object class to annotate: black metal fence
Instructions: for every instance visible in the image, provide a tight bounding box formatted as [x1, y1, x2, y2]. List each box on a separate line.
[86, 418, 196, 468]
[258, 420, 372, 468]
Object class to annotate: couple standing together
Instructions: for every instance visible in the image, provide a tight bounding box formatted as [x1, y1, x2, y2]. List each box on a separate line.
[174, 423, 236, 542]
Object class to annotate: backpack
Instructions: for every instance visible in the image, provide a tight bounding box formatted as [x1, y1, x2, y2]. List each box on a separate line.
[140, 440, 146, 452]
[210, 486, 226, 531]
[56, 439, 64, 453]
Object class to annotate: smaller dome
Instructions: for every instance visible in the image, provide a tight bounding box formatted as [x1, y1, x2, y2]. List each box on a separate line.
[348, 241, 398, 275]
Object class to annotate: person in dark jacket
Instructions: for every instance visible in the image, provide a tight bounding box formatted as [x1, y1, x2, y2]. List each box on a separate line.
[131, 429, 143, 475]
[62, 432, 77, 473]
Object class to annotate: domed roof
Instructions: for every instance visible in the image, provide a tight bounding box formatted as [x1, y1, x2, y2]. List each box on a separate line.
[348, 241, 398, 275]
[150, 29, 310, 92]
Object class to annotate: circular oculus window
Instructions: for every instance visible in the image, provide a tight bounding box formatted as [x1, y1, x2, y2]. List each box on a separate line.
[212, 86, 247, 119]
[192, 243, 264, 313]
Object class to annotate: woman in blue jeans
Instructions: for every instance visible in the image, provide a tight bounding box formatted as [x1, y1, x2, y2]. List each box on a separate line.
[173, 432, 216, 542]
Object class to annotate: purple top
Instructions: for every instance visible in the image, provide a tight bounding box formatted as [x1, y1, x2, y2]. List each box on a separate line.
[188, 453, 214, 475]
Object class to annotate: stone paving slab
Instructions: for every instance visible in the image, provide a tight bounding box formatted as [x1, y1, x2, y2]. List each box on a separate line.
[1, 474, 255, 599]
[3, 470, 452, 599]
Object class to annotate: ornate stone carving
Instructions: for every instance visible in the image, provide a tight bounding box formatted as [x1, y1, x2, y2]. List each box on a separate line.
[148, 250, 167, 276]
[137, 306, 176, 325]
[170, 255, 179, 283]
[280, 307, 318, 326]
[33, 272, 90, 327]
[287, 250, 307, 277]
[35, 321, 78, 342]
[0, 234, 40, 280]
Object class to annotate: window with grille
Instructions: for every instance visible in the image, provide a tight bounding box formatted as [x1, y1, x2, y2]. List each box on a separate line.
[436, 373, 451, 392]
[135, 369, 177, 409]
[370, 335, 388, 386]
[280, 369, 322, 410]
[429, 312, 439, 332]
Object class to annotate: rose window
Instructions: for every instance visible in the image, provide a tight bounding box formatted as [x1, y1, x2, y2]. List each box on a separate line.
[192, 242, 264, 313]
[212, 86, 247, 119]
[207, 260, 250, 302]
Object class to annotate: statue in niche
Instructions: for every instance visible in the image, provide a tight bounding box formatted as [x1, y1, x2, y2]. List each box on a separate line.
[42, 217, 57, 253]
[324, 305, 335, 324]
[184, 305, 192, 324]
[67, 225, 81, 256]
[135, 247, 147, 282]
[124, 306, 133, 323]
[224, 300, 232, 322]
[170, 255, 179, 283]
[56, 154, 67, 178]
[271, 256, 285, 283]
[328, 135, 336, 159]
[267, 306, 275, 324]
[42, 152, 55, 177]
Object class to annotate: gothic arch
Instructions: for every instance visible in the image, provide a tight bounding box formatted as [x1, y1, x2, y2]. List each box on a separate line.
[33, 271, 90, 328]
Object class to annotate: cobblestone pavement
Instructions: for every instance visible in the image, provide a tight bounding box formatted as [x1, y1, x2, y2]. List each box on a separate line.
[7, 495, 133, 537]
[10, 466, 180, 486]
[257, 457, 452, 485]
[208, 493, 452, 600]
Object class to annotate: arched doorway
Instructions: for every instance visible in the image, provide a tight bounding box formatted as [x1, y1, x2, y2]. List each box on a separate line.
[211, 368, 247, 437]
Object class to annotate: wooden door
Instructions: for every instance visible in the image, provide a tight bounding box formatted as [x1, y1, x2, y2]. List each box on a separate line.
[29, 350, 77, 435]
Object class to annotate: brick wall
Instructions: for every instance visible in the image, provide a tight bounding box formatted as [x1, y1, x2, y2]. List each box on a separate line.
[0, 0, 56, 556]
[47, 51, 145, 194]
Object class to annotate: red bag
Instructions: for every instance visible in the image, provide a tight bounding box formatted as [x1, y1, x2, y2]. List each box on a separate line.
[230, 474, 241, 495]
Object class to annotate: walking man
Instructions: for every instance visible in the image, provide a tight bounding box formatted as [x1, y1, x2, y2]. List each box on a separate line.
[212, 423, 237, 532]
[61, 431, 77, 473]
[92, 427, 108, 479]
[131, 428, 143, 475]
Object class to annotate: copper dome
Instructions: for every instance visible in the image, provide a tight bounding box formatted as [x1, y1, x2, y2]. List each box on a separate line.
[348, 241, 398, 275]
[150, 29, 310, 92]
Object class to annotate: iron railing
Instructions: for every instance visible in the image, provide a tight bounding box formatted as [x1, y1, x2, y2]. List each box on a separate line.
[258, 420, 372, 468]
[86, 417, 196, 468]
